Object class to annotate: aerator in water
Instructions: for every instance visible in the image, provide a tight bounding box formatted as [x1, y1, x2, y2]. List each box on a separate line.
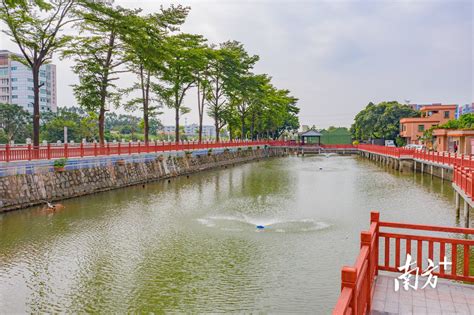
[256, 225, 265, 229]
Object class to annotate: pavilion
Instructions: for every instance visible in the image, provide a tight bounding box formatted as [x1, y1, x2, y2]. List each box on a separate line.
[298, 130, 322, 145]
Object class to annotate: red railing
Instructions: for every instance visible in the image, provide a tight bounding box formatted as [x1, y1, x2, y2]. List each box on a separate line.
[359, 144, 474, 168]
[0, 140, 276, 162]
[453, 165, 474, 198]
[357, 144, 414, 158]
[333, 212, 474, 315]
[0, 141, 357, 162]
[359, 144, 474, 202]
[413, 150, 474, 168]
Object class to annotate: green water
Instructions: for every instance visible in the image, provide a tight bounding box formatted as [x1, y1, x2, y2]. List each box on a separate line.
[0, 155, 470, 313]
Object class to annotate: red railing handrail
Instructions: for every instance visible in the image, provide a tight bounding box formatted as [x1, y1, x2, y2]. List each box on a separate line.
[0, 141, 357, 162]
[379, 221, 474, 235]
[333, 211, 474, 315]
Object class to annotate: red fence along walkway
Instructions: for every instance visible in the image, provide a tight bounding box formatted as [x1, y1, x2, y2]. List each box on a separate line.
[333, 212, 474, 315]
[0, 141, 357, 162]
[0, 140, 275, 162]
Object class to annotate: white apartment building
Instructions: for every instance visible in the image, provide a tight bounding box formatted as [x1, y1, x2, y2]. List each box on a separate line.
[0, 50, 57, 113]
[160, 124, 217, 138]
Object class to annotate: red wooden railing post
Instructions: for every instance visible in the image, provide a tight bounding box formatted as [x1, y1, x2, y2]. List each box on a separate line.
[5, 144, 10, 162]
[341, 267, 357, 314]
[128, 142, 131, 155]
[47, 143, 51, 160]
[370, 212, 380, 275]
[64, 143, 68, 159]
[118, 142, 121, 155]
[27, 144, 31, 161]
[80, 142, 84, 157]
[361, 230, 373, 312]
[94, 143, 98, 156]
[107, 143, 110, 156]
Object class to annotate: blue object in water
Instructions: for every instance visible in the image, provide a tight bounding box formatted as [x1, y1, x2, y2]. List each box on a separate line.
[256, 225, 265, 229]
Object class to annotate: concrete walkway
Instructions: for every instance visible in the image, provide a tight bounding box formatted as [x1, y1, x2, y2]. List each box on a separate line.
[371, 274, 474, 315]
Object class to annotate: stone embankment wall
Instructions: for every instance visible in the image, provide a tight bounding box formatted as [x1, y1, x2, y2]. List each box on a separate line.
[0, 148, 287, 212]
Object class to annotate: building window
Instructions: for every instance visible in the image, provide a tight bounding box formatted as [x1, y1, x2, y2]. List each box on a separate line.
[11, 66, 17, 70]
[27, 78, 33, 82]
[28, 95, 34, 99]
[444, 111, 450, 118]
[0, 68, 8, 76]
[12, 95, 18, 99]
[11, 78, 17, 82]
[418, 125, 425, 132]
[11, 86, 17, 90]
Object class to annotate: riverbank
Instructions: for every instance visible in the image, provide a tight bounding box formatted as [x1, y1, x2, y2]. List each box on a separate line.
[0, 147, 287, 212]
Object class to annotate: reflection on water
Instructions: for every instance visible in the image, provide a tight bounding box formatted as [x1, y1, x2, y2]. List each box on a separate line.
[0, 155, 470, 313]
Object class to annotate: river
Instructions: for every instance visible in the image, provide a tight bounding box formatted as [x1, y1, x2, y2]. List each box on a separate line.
[0, 155, 467, 313]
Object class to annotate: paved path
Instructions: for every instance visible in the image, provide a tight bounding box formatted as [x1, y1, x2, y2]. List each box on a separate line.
[371, 274, 474, 314]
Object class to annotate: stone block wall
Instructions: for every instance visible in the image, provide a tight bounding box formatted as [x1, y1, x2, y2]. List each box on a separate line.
[0, 147, 287, 212]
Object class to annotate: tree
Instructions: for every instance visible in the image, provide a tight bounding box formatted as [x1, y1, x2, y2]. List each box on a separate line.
[40, 106, 97, 143]
[351, 101, 419, 141]
[65, 1, 131, 145]
[0, 103, 31, 143]
[121, 6, 188, 143]
[0, 0, 77, 147]
[194, 45, 211, 143]
[155, 33, 207, 143]
[219, 42, 259, 139]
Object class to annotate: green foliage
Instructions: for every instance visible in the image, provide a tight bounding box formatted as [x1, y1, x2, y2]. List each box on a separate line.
[155, 33, 208, 142]
[395, 136, 406, 147]
[0, 0, 76, 146]
[2, 1, 300, 145]
[40, 107, 97, 143]
[436, 113, 474, 130]
[0, 103, 31, 143]
[53, 158, 67, 168]
[351, 101, 419, 140]
[120, 5, 189, 142]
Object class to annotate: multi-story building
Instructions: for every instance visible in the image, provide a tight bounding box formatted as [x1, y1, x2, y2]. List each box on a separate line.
[400, 104, 457, 144]
[0, 50, 57, 113]
[160, 124, 217, 138]
[459, 103, 474, 116]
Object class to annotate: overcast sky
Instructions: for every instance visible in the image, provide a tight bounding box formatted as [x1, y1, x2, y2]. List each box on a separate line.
[1, 0, 472, 128]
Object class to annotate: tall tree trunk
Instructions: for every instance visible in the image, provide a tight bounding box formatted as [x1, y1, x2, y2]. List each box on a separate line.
[98, 30, 115, 146]
[98, 104, 105, 145]
[250, 112, 255, 140]
[197, 79, 204, 143]
[215, 120, 220, 143]
[241, 113, 245, 140]
[175, 90, 180, 143]
[140, 65, 151, 144]
[32, 64, 41, 148]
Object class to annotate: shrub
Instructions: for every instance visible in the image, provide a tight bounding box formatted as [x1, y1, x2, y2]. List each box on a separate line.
[53, 158, 67, 168]
[247, 146, 253, 151]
